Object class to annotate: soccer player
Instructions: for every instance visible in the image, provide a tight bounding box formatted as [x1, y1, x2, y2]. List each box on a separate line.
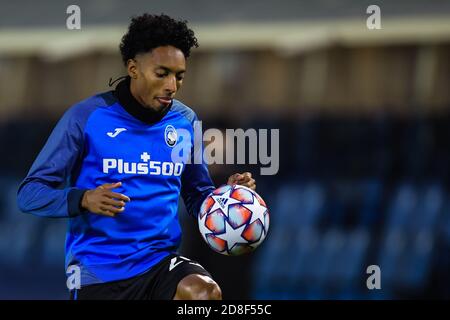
[17, 13, 256, 300]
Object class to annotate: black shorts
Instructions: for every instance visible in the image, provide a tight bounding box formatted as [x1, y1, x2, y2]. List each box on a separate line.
[70, 253, 212, 300]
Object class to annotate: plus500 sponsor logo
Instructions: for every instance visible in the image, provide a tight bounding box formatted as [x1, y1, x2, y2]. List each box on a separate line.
[103, 159, 183, 176]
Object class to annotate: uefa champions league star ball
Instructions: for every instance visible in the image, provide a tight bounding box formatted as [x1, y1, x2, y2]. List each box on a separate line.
[198, 184, 270, 256]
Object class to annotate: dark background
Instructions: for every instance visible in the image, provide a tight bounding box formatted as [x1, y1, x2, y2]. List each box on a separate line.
[0, 0, 449, 299]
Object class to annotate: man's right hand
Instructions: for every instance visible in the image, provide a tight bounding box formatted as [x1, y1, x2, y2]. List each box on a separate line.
[81, 182, 130, 217]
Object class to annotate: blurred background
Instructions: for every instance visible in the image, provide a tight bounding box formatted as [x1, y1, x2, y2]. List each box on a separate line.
[1, 0, 450, 299]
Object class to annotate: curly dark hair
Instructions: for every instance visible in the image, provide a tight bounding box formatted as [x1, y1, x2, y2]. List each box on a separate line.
[119, 13, 199, 65]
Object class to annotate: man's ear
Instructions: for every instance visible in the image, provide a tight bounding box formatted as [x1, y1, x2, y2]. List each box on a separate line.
[127, 59, 138, 79]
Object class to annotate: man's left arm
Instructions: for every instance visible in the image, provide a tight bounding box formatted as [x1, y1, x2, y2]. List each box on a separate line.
[179, 110, 256, 217]
[180, 162, 215, 218]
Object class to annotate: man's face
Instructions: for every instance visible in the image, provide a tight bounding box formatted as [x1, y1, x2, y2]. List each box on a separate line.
[128, 45, 186, 112]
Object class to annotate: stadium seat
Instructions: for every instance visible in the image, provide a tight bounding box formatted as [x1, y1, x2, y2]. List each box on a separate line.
[385, 183, 418, 231]
[358, 180, 383, 228]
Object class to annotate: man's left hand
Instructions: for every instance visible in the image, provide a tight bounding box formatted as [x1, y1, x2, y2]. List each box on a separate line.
[227, 172, 256, 190]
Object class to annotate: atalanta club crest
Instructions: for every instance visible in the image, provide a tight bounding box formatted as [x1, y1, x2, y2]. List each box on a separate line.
[165, 125, 178, 147]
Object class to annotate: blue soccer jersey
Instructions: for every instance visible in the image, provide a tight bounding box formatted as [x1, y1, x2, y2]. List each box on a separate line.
[17, 78, 215, 286]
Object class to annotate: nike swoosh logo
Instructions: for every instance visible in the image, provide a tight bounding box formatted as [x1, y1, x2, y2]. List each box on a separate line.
[169, 257, 184, 271]
[107, 128, 127, 138]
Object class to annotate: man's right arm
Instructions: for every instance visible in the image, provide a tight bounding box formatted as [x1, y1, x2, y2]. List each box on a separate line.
[17, 105, 90, 218]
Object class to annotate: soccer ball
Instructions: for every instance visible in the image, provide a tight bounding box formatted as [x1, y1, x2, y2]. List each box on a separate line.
[198, 184, 270, 256]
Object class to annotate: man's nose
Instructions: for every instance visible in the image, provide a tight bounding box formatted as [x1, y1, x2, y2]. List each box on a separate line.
[164, 76, 177, 95]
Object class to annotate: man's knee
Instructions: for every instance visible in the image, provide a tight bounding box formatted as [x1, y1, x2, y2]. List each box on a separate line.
[174, 274, 222, 300]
